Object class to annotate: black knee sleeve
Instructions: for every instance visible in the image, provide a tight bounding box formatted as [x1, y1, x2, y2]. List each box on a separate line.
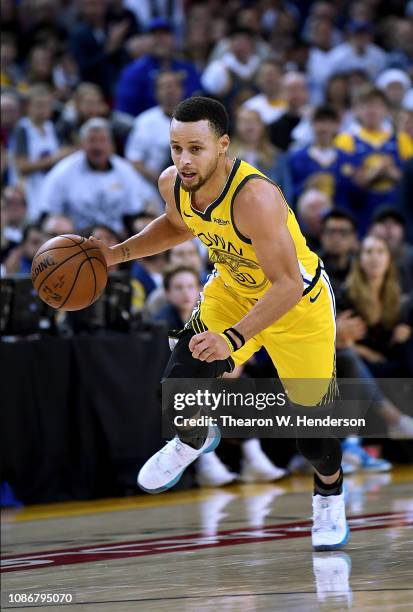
[162, 328, 234, 381]
[162, 328, 234, 420]
[296, 437, 342, 476]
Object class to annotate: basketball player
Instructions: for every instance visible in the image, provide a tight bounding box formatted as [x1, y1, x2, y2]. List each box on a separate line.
[92, 97, 348, 551]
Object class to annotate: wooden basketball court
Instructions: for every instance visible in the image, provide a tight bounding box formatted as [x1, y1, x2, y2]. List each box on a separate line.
[2, 467, 412, 611]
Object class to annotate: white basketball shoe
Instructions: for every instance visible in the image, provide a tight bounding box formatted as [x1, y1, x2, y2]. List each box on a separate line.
[138, 426, 221, 493]
[312, 490, 350, 551]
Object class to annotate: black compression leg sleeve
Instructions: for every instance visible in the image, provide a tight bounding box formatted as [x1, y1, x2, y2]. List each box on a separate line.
[162, 328, 233, 448]
[295, 437, 342, 476]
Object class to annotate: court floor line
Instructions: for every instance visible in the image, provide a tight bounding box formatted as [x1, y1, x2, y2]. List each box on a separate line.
[3, 466, 412, 523]
[3, 588, 413, 610]
[2, 511, 411, 573]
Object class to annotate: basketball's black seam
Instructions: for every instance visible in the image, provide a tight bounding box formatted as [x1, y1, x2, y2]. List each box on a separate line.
[35, 247, 102, 293]
[36, 250, 88, 293]
[35, 245, 98, 257]
[58, 258, 91, 309]
[65, 236, 102, 303]
[35, 243, 88, 256]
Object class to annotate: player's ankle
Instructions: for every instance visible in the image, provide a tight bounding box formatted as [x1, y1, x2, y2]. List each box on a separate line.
[314, 468, 343, 497]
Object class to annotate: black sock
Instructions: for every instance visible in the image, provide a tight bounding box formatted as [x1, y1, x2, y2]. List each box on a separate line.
[313, 468, 343, 497]
[176, 424, 207, 450]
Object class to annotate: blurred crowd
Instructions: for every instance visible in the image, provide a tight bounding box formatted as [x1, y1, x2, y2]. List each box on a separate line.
[1, 0, 413, 484]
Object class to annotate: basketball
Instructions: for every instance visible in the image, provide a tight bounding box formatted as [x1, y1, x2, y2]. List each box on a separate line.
[31, 234, 108, 311]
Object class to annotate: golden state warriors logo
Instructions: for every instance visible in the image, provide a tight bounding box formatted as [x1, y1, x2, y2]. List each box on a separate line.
[209, 249, 268, 290]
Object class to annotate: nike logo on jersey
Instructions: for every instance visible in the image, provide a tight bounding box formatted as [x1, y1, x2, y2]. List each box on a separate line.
[310, 287, 323, 303]
[183, 211, 193, 218]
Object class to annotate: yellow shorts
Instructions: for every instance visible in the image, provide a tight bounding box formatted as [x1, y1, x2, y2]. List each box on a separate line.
[189, 270, 336, 406]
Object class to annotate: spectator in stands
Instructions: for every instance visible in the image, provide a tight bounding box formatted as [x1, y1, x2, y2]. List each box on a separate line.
[125, 71, 184, 186]
[319, 208, 358, 296]
[324, 74, 353, 130]
[123, 0, 185, 36]
[130, 252, 169, 313]
[325, 21, 387, 81]
[229, 107, 292, 199]
[26, 45, 54, 87]
[343, 235, 412, 377]
[397, 157, 413, 242]
[323, 214, 413, 444]
[1, 186, 27, 245]
[183, 20, 213, 72]
[1, 91, 22, 149]
[335, 86, 413, 234]
[376, 69, 411, 113]
[154, 265, 200, 329]
[145, 239, 208, 317]
[115, 18, 201, 117]
[369, 207, 413, 294]
[386, 16, 413, 74]
[269, 72, 311, 151]
[208, 6, 271, 63]
[2, 223, 45, 275]
[13, 84, 74, 221]
[41, 213, 75, 239]
[125, 211, 158, 237]
[201, 27, 261, 102]
[57, 82, 134, 155]
[296, 189, 332, 252]
[242, 59, 286, 125]
[69, 0, 135, 99]
[40, 118, 157, 233]
[306, 17, 336, 104]
[169, 240, 208, 283]
[288, 106, 353, 208]
[1, 91, 22, 186]
[0, 33, 27, 91]
[52, 50, 80, 101]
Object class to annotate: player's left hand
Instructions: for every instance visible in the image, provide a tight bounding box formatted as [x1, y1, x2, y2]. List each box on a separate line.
[189, 331, 231, 362]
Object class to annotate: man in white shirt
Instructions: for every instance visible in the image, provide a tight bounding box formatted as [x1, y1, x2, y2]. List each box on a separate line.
[201, 27, 261, 97]
[325, 21, 387, 82]
[125, 71, 183, 185]
[13, 85, 73, 221]
[41, 118, 157, 234]
[243, 59, 286, 124]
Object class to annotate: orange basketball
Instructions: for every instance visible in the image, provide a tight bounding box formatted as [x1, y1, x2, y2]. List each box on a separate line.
[31, 234, 108, 311]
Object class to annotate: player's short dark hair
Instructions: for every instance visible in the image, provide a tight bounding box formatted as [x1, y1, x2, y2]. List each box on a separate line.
[321, 208, 357, 231]
[312, 105, 339, 123]
[172, 96, 229, 137]
[163, 264, 200, 290]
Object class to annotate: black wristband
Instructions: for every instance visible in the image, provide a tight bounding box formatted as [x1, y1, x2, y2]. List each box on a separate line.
[222, 329, 238, 352]
[224, 327, 245, 350]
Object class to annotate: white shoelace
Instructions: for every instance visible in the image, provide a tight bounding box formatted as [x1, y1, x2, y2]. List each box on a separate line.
[155, 437, 195, 474]
[313, 498, 341, 532]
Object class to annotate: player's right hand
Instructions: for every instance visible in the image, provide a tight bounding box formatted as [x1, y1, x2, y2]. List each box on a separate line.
[88, 236, 119, 268]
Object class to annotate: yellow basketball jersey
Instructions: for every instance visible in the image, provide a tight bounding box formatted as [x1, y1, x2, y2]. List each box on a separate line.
[174, 158, 320, 300]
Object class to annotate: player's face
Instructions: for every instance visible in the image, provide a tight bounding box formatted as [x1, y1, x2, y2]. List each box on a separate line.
[170, 119, 229, 192]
